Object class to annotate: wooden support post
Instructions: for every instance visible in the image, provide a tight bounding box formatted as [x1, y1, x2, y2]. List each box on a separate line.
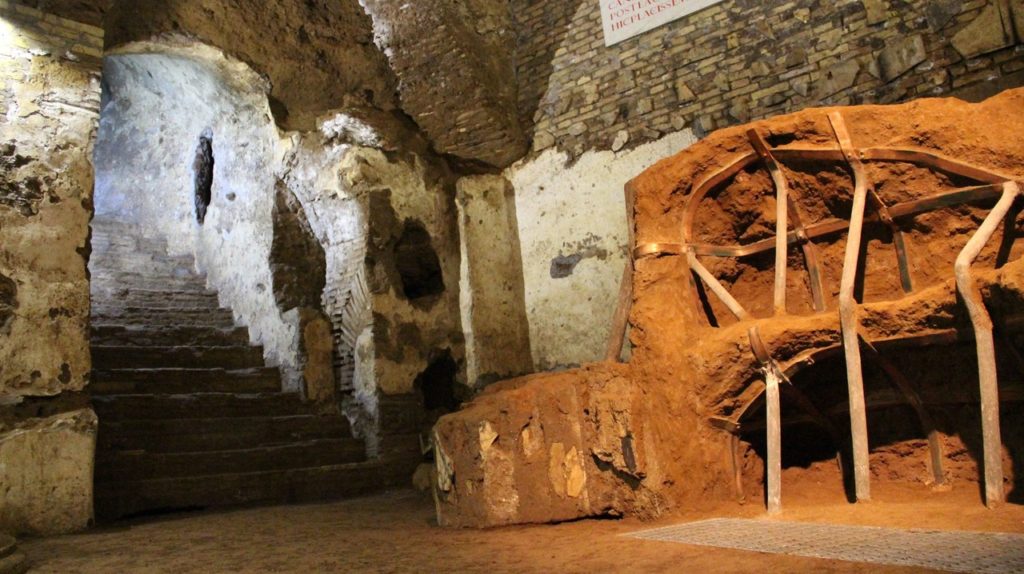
[730, 433, 747, 504]
[605, 183, 637, 362]
[860, 337, 946, 487]
[748, 130, 789, 315]
[954, 181, 1020, 507]
[765, 369, 782, 515]
[829, 112, 872, 503]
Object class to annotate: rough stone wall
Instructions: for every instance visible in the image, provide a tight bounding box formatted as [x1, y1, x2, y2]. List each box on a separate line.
[514, 0, 1024, 156]
[94, 42, 307, 390]
[0, 0, 101, 535]
[279, 125, 466, 458]
[360, 0, 527, 167]
[13, 0, 108, 27]
[104, 0, 399, 131]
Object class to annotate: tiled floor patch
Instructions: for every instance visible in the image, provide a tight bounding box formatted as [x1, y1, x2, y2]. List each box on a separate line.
[627, 518, 1024, 573]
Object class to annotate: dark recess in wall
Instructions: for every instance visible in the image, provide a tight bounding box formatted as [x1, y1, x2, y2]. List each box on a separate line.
[192, 129, 213, 224]
[415, 350, 459, 413]
[394, 220, 445, 303]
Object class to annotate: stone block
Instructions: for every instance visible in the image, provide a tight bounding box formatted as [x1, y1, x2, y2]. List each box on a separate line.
[862, 0, 889, 25]
[611, 129, 630, 152]
[674, 79, 695, 103]
[877, 34, 927, 81]
[952, 2, 1014, 58]
[925, 0, 962, 30]
[0, 409, 97, 535]
[433, 364, 659, 528]
[814, 59, 861, 98]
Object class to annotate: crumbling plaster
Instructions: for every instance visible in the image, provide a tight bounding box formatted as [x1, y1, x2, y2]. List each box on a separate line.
[498, 129, 698, 371]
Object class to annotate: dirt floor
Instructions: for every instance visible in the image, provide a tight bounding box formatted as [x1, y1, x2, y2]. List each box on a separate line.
[20, 480, 1024, 573]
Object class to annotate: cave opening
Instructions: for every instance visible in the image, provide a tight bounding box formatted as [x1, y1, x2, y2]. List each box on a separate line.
[415, 349, 460, 414]
[394, 219, 445, 303]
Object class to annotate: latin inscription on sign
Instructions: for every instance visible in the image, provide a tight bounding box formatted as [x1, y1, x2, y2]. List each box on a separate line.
[600, 0, 725, 46]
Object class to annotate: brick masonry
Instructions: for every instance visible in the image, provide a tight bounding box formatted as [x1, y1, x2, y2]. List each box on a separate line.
[513, 0, 1024, 156]
[1, 0, 104, 71]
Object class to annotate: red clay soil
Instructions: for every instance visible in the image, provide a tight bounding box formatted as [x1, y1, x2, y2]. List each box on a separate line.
[19, 485, 1024, 573]
[434, 88, 1024, 528]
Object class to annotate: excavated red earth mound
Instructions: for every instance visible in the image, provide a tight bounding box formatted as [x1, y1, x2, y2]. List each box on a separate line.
[434, 89, 1024, 528]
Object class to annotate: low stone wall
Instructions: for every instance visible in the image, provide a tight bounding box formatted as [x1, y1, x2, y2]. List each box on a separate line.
[0, 1, 101, 535]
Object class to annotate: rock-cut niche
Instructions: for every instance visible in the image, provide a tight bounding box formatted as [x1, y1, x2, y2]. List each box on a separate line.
[193, 128, 214, 224]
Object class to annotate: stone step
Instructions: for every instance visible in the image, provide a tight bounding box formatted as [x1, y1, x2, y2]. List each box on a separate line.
[0, 552, 27, 574]
[90, 325, 250, 347]
[97, 414, 352, 453]
[95, 439, 367, 481]
[92, 300, 224, 314]
[90, 252, 195, 269]
[92, 346, 266, 370]
[91, 288, 221, 308]
[92, 393, 306, 421]
[91, 308, 236, 328]
[91, 367, 280, 395]
[94, 460, 383, 521]
[91, 279, 211, 294]
[92, 266, 202, 280]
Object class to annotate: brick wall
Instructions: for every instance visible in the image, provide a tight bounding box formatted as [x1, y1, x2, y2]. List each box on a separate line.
[1, 0, 103, 70]
[513, 0, 1024, 156]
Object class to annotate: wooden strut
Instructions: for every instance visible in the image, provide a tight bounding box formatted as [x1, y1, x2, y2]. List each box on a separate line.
[640, 183, 1007, 260]
[730, 433, 747, 504]
[606, 183, 637, 362]
[749, 326, 783, 514]
[866, 187, 915, 293]
[955, 180, 1021, 507]
[636, 116, 1022, 509]
[829, 111, 872, 503]
[748, 130, 790, 315]
[859, 335, 946, 487]
[748, 130, 828, 313]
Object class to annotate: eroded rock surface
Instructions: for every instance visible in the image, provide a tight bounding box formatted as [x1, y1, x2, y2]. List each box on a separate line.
[0, 409, 97, 536]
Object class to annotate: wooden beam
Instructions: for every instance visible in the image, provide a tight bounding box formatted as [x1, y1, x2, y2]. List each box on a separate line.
[605, 183, 637, 362]
[954, 181, 1020, 507]
[829, 111, 872, 503]
[860, 336, 946, 487]
[765, 369, 782, 515]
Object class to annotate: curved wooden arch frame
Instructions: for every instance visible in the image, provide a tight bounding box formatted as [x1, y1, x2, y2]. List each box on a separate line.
[633, 113, 1022, 511]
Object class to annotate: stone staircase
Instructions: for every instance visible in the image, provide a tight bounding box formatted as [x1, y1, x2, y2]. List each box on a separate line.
[89, 218, 377, 520]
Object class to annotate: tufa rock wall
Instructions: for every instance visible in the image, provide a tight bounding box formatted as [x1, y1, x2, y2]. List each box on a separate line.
[94, 42, 315, 391]
[104, 0, 399, 131]
[456, 175, 533, 387]
[0, 1, 101, 535]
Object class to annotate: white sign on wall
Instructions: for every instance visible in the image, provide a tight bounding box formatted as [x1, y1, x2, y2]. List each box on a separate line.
[600, 0, 726, 46]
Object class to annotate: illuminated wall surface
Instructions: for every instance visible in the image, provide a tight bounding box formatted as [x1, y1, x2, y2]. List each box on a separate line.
[0, 1, 102, 536]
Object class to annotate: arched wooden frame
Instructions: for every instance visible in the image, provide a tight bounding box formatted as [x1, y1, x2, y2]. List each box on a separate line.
[632, 113, 1022, 512]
